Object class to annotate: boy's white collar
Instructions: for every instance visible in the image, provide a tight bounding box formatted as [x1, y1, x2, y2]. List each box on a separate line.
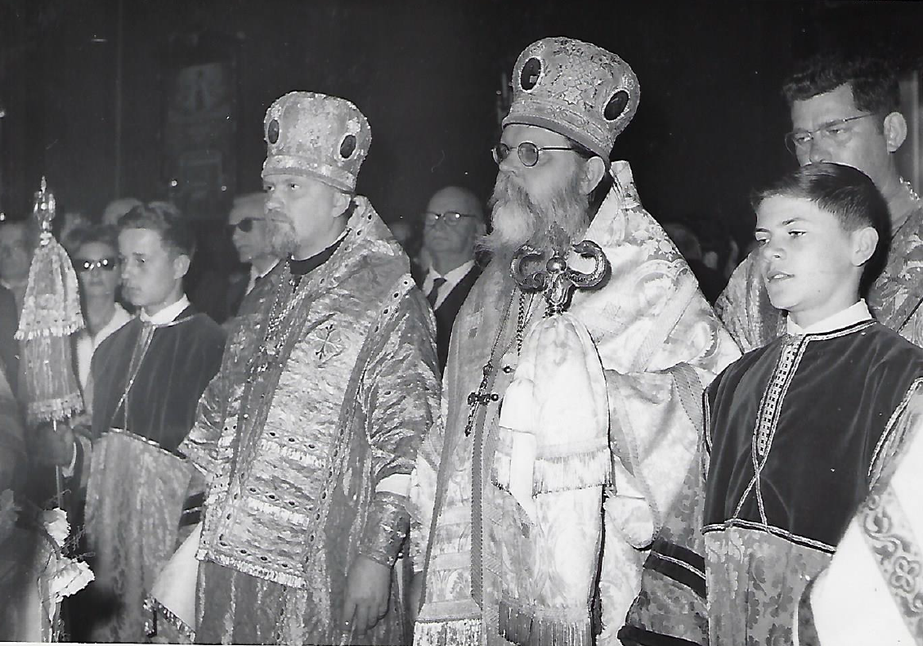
[140, 295, 190, 326]
[786, 299, 872, 336]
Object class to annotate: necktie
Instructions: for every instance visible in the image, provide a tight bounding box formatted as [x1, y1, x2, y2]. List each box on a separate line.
[427, 277, 446, 307]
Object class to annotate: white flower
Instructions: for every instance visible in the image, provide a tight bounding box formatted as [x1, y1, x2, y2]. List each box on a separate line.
[41, 508, 70, 548]
[50, 555, 94, 604]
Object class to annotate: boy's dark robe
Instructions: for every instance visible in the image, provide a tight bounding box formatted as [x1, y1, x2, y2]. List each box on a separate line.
[621, 319, 923, 645]
[81, 305, 225, 642]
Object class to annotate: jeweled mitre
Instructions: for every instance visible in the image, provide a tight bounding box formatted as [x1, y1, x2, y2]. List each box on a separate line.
[503, 37, 639, 159]
[262, 91, 371, 192]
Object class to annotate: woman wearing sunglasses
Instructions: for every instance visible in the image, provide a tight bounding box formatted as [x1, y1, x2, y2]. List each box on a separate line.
[70, 225, 132, 394]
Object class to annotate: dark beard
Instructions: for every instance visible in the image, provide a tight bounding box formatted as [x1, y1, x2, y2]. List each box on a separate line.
[479, 167, 591, 269]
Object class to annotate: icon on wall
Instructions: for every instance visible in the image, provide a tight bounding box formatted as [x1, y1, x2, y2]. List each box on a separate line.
[163, 37, 238, 218]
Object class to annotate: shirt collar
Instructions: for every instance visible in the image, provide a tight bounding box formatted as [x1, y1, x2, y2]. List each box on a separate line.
[786, 299, 872, 336]
[425, 259, 475, 286]
[139, 295, 190, 326]
[251, 259, 280, 281]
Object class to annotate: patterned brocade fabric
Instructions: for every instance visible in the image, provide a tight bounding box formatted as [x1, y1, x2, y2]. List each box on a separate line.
[359, 492, 411, 568]
[181, 198, 440, 644]
[800, 393, 923, 645]
[704, 528, 831, 646]
[410, 161, 740, 646]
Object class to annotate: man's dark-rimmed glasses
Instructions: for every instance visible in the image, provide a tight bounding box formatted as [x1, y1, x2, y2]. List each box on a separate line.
[228, 217, 260, 234]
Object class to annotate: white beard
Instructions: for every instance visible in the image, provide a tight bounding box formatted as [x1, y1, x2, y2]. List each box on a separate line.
[479, 168, 590, 266]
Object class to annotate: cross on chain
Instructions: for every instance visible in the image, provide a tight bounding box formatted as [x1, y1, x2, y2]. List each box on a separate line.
[465, 362, 499, 437]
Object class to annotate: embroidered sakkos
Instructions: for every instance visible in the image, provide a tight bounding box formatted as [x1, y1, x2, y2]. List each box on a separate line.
[410, 162, 740, 646]
[181, 198, 440, 644]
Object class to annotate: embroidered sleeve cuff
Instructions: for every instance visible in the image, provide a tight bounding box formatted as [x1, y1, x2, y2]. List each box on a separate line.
[358, 492, 410, 568]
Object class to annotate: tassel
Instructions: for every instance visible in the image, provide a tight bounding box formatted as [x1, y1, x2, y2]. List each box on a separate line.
[532, 444, 610, 494]
[413, 618, 481, 646]
[499, 598, 592, 646]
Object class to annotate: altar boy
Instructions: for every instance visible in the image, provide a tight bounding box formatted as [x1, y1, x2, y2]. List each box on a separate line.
[621, 162, 923, 645]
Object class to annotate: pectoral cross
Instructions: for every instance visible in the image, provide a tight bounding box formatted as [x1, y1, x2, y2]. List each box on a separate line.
[464, 362, 499, 437]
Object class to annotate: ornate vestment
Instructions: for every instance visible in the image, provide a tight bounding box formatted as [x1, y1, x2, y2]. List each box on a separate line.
[622, 316, 923, 646]
[797, 393, 923, 645]
[717, 204, 923, 351]
[410, 161, 740, 646]
[82, 306, 226, 642]
[181, 198, 440, 644]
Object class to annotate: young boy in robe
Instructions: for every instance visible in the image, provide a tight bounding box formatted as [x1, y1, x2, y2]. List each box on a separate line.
[701, 162, 923, 643]
[620, 162, 923, 646]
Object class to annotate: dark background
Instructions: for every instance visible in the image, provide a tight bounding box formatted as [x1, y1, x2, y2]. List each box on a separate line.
[1, 0, 922, 249]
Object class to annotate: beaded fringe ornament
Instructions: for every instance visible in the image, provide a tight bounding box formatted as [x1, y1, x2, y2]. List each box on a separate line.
[15, 178, 84, 424]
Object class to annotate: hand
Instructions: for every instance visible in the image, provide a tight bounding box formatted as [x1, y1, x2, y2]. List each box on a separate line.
[340, 555, 392, 636]
[31, 422, 75, 467]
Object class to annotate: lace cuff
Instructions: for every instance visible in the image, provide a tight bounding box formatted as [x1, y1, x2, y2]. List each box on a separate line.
[358, 491, 410, 568]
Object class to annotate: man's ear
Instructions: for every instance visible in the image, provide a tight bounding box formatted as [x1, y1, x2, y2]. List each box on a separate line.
[173, 253, 191, 280]
[331, 191, 352, 219]
[883, 111, 908, 153]
[580, 156, 607, 195]
[852, 226, 879, 267]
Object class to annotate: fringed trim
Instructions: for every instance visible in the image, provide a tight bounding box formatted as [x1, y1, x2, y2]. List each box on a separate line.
[26, 391, 83, 425]
[413, 617, 481, 646]
[499, 599, 592, 646]
[533, 445, 611, 495]
[494, 434, 610, 495]
[144, 595, 195, 643]
[14, 321, 83, 341]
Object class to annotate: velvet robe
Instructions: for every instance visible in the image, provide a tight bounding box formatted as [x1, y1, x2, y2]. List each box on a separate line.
[82, 306, 225, 642]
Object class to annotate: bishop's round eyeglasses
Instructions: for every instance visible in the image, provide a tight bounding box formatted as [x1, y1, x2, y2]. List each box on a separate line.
[491, 141, 574, 167]
[424, 211, 478, 226]
[784, 113, 875, 155]
[75, 257, 117, 273]
[227, 217, 259, 234]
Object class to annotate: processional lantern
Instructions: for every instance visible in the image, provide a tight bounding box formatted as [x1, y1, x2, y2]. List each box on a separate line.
[15, 177, 84, 426]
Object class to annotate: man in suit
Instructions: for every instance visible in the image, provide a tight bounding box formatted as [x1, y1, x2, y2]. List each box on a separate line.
[417, 185, 484, 371]
[226, 192, 279, 319]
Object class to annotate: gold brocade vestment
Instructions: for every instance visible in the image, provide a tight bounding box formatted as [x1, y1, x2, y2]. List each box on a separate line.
[182, 198, 440, 644]
[410, 162, 741, 646]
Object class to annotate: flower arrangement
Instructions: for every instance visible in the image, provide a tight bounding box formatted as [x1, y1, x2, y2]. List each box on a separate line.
[0, 489, 94, 641]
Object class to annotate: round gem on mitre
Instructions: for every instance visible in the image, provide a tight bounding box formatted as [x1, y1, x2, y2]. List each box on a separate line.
[340, 134, 357, 159]
[261, 91, 371, 193]
[520, 57, 542, 91]
[503, 37, 640, 160]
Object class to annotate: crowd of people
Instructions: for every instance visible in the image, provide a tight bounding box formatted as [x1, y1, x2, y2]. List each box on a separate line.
[0, 35, 919, 646]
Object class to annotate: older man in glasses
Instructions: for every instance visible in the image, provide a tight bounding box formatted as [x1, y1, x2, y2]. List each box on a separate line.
[410, 37, 739, 645]
[418, 185, 485, 371]
[718, 51, 923, 352]
[226, 192, 280, 319]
